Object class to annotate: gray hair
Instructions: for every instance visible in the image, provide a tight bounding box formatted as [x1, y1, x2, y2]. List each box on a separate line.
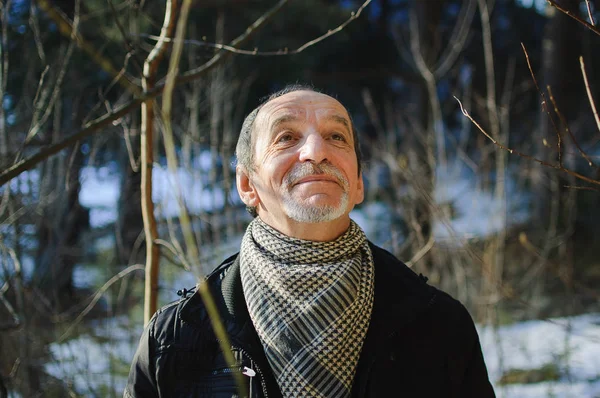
[235, 84, 363, 217]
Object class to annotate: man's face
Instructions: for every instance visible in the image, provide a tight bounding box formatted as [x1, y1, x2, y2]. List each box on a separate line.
[236, 90, 364, 239]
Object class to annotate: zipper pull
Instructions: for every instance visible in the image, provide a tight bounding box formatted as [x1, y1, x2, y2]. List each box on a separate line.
[242, 366, 256, 377]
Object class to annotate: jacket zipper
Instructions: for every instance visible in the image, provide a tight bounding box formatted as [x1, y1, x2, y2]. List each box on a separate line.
[215, 341, 269, 398]
[235, 346, 269, 398]
[210, 366, 254, 376]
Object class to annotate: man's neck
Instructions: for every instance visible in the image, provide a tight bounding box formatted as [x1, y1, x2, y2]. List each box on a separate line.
[256, 214, 351, 242]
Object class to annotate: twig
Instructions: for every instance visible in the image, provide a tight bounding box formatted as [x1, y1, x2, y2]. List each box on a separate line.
[434, 0, 476, 78]
[36, 0, 140, 93]
[176, 0, 287, 84]
[547, 85, 596, 168]
[24, 41, 76, 146]
[29, 1, 47, 62]
[546, 0, 600, 36]
[56, 264, 144, 342]
[0, 252, 21, 327]
[406, 237, 435, 268]
[454, 96, 600, 186]
[155, 238, 191, 270]
[106, 0, 142, 73]
[144, 0, 371, 56]
[580, 56, 600, 138]
[161, 0, 201, 270]
[82, 52, 135, 126]
[0, 96, 146, 186]
[122, 114, 140, 172]
[519, 232, 600, 300]
[521, 43, 563, 166]
[563, 184, 598, 191]
[584, 0, 596, 25]
[408, 7, 447, 166]
[547, 85, 563, 167]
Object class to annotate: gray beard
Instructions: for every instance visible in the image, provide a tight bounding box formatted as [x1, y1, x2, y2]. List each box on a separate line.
[283, 191, 349, 223]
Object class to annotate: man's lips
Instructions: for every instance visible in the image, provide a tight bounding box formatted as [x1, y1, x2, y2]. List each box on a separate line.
[293, 176, 340, 186]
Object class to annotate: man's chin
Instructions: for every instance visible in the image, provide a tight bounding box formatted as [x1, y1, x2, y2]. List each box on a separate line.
[283, 201, 348, 224]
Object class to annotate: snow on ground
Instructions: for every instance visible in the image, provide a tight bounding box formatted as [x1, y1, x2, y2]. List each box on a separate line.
[480, 313, 600, 397]
[45, 312, 600, 397]
[45, 316, 141, 396]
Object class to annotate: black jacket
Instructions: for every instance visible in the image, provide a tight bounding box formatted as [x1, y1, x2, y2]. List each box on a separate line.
[125, 243, 496, 397]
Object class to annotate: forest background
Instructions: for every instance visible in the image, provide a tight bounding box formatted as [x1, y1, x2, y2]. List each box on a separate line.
[1, 0, 600, 396]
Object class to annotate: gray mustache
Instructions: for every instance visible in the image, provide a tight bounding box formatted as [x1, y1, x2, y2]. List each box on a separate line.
[284, 162, 348, 190]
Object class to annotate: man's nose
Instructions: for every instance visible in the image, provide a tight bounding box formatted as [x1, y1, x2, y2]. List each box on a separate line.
[298, 134, 327, 164]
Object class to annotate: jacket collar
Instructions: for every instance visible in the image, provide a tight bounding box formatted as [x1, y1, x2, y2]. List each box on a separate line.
[179, 253, 251, 340]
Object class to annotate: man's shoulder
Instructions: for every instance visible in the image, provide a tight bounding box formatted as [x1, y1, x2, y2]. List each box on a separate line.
[148, 253, 240, 340]
[369, 242, 432, 292]
[369, 242, 468, 317]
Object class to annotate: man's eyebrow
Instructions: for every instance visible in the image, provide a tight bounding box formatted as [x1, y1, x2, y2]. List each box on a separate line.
[270, 114, 300, 130]
[325, 114, 351, 131]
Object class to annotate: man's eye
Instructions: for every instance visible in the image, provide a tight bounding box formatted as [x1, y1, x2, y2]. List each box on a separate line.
[331, 133, 346, 142]
[276, 133, 294, 143]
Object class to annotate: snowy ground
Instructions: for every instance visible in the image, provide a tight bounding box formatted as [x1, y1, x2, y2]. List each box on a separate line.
[45, 312, 600, 397]
[480, 313, 600, 397]
[45, 316, 141, 396]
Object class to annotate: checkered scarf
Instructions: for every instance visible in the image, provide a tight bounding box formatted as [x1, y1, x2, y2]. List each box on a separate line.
[240, 218, 374, 397]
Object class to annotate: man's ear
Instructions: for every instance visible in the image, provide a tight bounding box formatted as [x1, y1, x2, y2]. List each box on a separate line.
[355, 172, 365, 205]
[236, 166, 259, 207]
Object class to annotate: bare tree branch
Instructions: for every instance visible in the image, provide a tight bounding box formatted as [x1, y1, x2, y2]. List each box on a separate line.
[29, 1, 47, 63]
[0, 0, 292, 187]
[36, 0, 140, 94]
[547, 85, 596, 168]
[0, 96, 146, 186]
[434, 0, 476, 79]
[580, 56, 600, 138]
[56, 264, 144, 342]
[0, 0, 12, 158]
[141, 0, 178, 325]
[161, 0, 200, 269]
[522, 43, 564, 165]
[106, 0, 142, 73]
[406, 237, 435, 268]
[546, 0, 600, 36]
[563, 184, 599, 191]
[454, 96, 600, 187]
[408, 6, 447, 167]
[0, 0, 373, 186]
[584, 0, 596, 25]
[177, 0, 290, 84]
[23, 41, 75, 146]
[143, 0, 371, 56]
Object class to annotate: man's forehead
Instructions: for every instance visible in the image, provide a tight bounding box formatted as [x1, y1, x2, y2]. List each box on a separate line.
[257, 91, 350, 127]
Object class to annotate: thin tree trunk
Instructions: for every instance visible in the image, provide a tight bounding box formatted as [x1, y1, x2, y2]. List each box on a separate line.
[141, 0, 178, 324]
[0, 0, 10, 160]
[117, 111, 143, 267]
[407, 0, 444, 282]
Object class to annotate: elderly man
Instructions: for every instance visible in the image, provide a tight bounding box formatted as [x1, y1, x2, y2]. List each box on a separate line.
[125, 85, 495, 397]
